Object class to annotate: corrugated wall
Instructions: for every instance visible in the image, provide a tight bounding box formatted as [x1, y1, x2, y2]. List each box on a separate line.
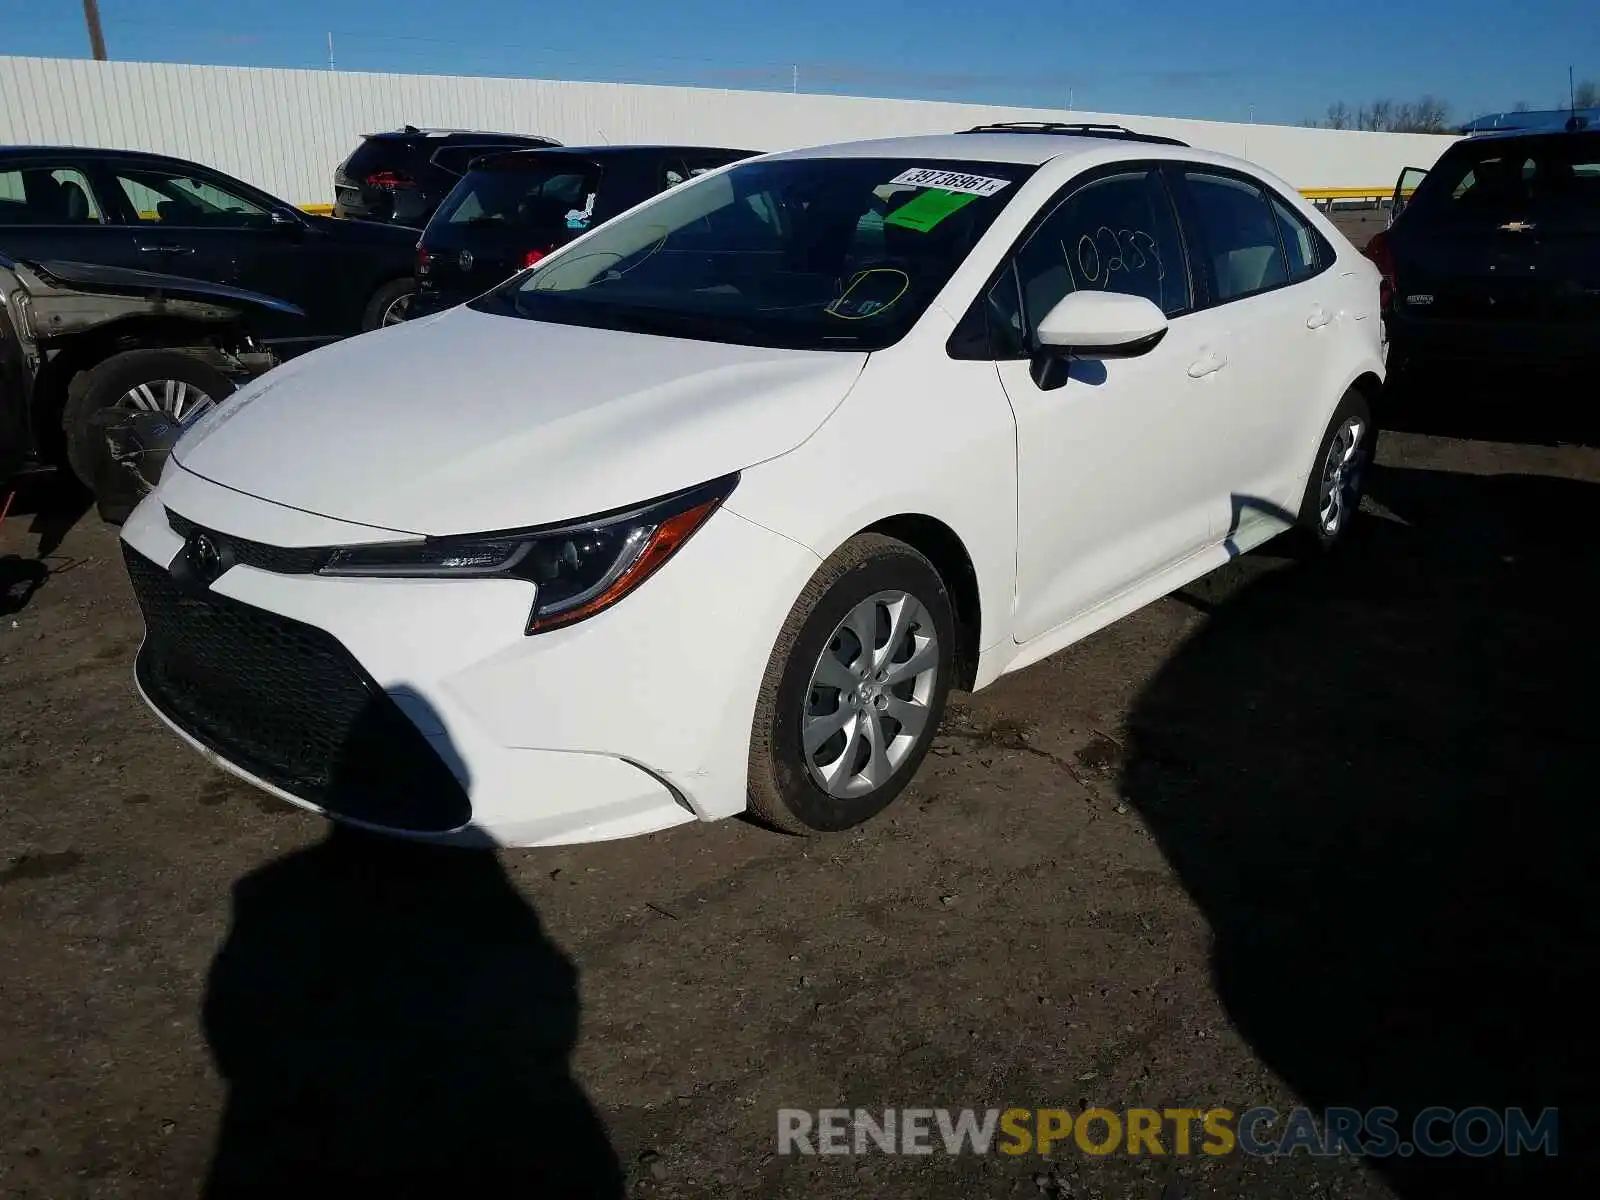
[0, 55, 1460, 208]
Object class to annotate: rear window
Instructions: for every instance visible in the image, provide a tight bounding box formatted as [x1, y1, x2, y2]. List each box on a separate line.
[435, 160, 605, 233]
[1410, 133, 1600, 221]
[341, 136, 425, 179]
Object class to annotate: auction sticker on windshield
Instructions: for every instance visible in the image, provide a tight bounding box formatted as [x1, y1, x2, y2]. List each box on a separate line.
[889, 169, 1012, 197]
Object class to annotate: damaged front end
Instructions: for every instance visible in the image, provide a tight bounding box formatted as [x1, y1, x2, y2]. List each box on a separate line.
[0, 252, 304, 516]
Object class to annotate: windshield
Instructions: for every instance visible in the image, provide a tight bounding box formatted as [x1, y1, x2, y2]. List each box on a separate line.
[433, 158, 604, 233]
[470, 156, 1035, 350]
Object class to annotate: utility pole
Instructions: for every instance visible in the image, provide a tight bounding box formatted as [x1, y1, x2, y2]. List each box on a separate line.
[327, 31, 335, 71]
[791, 64, 798, 94]
[81, 0, 107, 60]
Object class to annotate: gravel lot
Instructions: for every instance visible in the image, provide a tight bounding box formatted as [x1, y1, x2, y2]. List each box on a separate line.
[3, 212, 1596, 1198]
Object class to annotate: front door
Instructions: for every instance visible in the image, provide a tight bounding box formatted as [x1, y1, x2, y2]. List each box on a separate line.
[94, 161, 319, 344]
[994, 165, 1217, 643]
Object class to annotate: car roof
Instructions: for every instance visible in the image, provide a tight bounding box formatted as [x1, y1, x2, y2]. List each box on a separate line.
[763, 130, 1202, 168]
[1455, 123, 1597, 146]
[475, 144, 753, 164]
[364, 128, 555, 141]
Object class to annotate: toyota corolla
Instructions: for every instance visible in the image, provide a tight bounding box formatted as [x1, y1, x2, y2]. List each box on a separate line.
[120, 124, 1384, 846]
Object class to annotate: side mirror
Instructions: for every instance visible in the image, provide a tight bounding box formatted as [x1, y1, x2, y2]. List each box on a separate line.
[270, 209, 305, 234]
[1034, 291, 1169, 359]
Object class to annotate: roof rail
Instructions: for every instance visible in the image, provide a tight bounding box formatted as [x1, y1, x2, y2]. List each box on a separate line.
[957, 121, 1189, 147]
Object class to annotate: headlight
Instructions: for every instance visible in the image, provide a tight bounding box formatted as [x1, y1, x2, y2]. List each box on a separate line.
[318, 473, 737, 633]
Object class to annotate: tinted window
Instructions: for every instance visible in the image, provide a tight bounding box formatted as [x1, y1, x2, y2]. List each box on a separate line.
[437, 161, 605, 234]
[0, 167, 104, 225]
[115, 168, 269, 227]
[1183, 172, 1289, 302]
[1270, 196, 1319, 281]
[431, 144, 520, 175]
[342, 136, 425, 180]
[1013, 168, 1190, 333]
[476, 156, 1034, 351]
[1410, 134, 1600, 223]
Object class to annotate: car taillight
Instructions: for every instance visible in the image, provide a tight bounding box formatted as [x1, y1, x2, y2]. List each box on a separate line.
[521, 248, 549, 269]
[1363, 229, 1396, 310]
[366, 170, 415, 190]
[415, 244, 432, 274]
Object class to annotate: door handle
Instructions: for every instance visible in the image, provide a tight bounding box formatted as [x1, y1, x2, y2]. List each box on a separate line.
[1306, 305, 1336, 329]
[136, 243, 193, 255]
[1186, 350, 1228, 379]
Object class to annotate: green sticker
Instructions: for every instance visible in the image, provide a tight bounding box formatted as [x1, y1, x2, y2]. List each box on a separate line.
[883, 188, 977, 232]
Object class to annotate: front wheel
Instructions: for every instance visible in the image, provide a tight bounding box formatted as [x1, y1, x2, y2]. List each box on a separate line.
[62, 349, 234, 490]
[747, 533, 956, 835]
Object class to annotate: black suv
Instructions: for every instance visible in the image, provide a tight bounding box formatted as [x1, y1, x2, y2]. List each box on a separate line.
[411, 144, 755, 316]
[1366, 122, 1599, 373]
[0, 146, 420, 349]
[333, 127, 563, 227]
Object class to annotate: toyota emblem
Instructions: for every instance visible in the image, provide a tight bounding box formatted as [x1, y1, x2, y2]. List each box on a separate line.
[458, 249, 474, 271]
[188, 534, 224, 584]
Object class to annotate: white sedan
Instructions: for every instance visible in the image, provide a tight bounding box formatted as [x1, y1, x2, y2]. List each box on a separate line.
[119, 123, 1383, 846]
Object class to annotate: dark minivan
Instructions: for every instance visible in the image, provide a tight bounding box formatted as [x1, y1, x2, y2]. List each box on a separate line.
[333, 126, 563, 227]
[1366, 124, 1600, 372]
[410, 144, 757, 317]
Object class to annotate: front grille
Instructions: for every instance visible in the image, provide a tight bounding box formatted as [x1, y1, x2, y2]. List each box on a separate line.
[124, 545, 471, 833]
[166, 509, 331, 575]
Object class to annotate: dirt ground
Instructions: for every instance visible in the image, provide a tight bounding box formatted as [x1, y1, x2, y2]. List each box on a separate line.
[3, 212, 1597, 1199]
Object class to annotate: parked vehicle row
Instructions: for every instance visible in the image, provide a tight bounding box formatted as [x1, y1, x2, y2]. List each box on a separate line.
[0, 144, 422, 489]
[117, 122, 1387, 850]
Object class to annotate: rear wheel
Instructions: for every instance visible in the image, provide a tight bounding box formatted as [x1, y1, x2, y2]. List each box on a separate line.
[1294, 388, 1375, 552]
[363, 278, 415, 330]
[747, 534, 955, 835]
[62, 349, 234, 490]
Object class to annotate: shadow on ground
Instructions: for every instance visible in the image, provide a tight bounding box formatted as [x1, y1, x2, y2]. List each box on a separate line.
[201, 708, 622, 1200]
[1383, 364, 1600, 447]
[1121, 462, 1598, 1195]
[0, 473, 92, 615]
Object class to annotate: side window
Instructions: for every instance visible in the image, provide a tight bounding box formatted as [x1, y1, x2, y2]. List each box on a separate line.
[1269, 195, 1319, 281]
[0, 166, 104, 225]
[1013, 168, 1190, 336]
[1183, 171, 1290, 303]
[114, 169, 269, 227]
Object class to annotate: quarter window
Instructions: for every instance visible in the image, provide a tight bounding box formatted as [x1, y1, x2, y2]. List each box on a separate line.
[1183, 171, 1290, 302]
[1270, 195, 1319, 281]
[1012, 168, 1190, 337]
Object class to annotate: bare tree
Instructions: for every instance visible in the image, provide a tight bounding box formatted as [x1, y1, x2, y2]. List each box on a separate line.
[1573, 79, 1598, 109]
[1307, 95, 1450, 133]
[1512, 100, 1531, 112]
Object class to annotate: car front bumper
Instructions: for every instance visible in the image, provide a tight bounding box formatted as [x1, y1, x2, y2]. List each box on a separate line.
[119, 466, 821, 847]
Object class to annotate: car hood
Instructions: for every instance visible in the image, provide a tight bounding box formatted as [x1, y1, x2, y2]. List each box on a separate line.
[171, 306, 868, 536]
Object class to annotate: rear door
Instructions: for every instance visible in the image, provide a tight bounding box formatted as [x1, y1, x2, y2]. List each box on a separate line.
[1171, 167, 1326, 522]
[0, 157, 133, 267]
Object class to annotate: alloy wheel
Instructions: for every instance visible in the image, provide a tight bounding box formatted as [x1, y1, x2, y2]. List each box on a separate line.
[802, 590, 940, 799]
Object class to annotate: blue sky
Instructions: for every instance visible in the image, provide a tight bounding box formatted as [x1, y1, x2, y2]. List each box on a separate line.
[4, 0, 1598, 127]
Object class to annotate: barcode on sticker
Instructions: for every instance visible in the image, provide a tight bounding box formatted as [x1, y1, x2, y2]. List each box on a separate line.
[889, 169, 1012, 197]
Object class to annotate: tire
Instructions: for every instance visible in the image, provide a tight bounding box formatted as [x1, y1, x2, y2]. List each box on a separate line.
[747, 533, 956, 835]
[62, 349, 235, 490]
[362, 277, 415, 331]
[1293, 387, 1376, 553]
